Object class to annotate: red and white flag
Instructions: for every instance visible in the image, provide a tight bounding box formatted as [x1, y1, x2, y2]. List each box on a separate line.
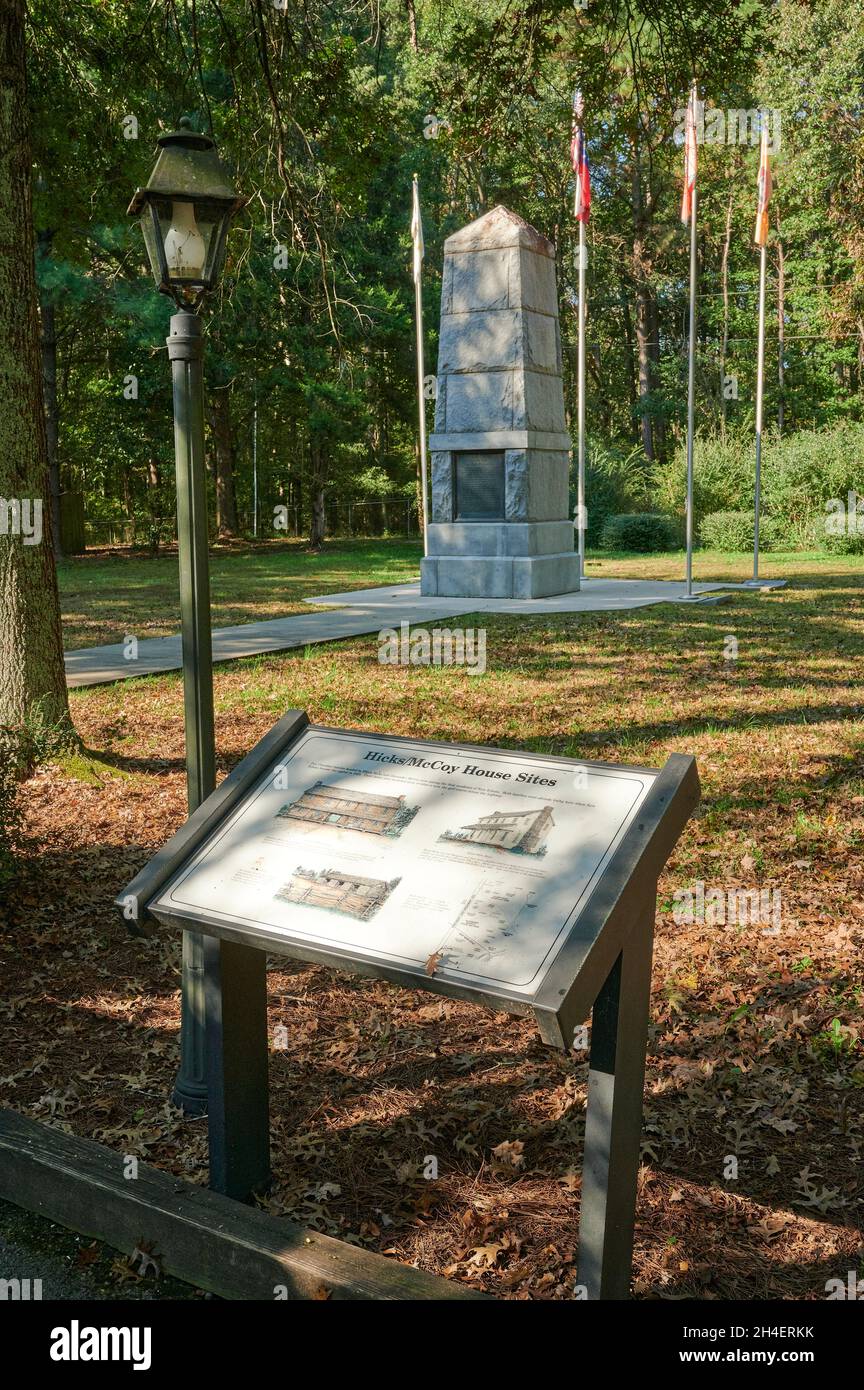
[680, 84, 698, 225]
[570, 90, 591, 223]
[754, 120, 772, 247]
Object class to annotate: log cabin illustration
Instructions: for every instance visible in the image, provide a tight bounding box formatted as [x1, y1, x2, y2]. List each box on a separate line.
[441, 804, 553, 856]
[277, 781, 419, 837]
[275, 867, 400, 921]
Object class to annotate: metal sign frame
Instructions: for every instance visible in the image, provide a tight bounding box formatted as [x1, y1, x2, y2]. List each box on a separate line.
[118, 710, 699, 1299]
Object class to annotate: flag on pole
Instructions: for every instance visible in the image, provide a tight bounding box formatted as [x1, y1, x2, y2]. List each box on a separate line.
[570, 91, 591, 223]
[680, 84, 698, 225]
[754, 121, 772, 247]
[411, 174, 424, 285]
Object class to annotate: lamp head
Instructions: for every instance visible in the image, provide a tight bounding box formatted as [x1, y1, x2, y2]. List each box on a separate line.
[128, 118, 243, 306]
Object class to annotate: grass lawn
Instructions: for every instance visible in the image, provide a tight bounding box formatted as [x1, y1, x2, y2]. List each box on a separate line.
[59, 535, 864, 651]
[58, 538, 423, 650]
[5, 546, 863, 1298]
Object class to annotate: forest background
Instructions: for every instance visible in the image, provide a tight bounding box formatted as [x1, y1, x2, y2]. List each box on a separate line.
[26, 0, 864, 560]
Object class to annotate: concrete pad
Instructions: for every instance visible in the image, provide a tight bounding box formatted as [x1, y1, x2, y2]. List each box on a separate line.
[65, 577, 752, 690]
[303, 577, 743, 613]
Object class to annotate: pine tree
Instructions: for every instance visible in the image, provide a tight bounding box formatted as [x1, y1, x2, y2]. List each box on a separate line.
[0, 0, 70, 743]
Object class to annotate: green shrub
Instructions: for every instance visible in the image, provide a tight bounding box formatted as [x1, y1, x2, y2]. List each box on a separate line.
[600, 512, 678, 552]
[572, 441, 652, 546]
[762, 425, 864, 550]
[580, 463, 627, 546]
[822, 523, 864, 555]
[699, 510, 754, 552]
[653, 433, 753, 524]
[654, 422, 864, 551]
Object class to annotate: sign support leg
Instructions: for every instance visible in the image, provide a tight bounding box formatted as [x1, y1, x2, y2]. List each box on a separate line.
[577, 902, 655, 1299]
[204, 937, 270, 1201]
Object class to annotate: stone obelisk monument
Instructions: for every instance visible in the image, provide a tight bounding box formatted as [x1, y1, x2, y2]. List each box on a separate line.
[420, 206, 579, 598]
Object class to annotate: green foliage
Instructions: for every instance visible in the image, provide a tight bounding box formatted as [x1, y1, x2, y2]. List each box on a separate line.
[655, 422, 864, 550]
[653, 433, 754, 526]
[762, 423, 864, 549]
[823, 527, 864, 555]
[21, 0, 864, 548]
[579, 442, 652, 545]
[600, 512, 679, 553]
[699, 510, 756, 552]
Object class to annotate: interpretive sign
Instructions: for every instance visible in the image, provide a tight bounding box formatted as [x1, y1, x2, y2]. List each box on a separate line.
[150, 724, 654, 1011]
[119, 709, 699, 1299]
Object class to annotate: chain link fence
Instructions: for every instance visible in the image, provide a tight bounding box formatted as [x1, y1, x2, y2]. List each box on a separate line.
[83, 495, 418, 549]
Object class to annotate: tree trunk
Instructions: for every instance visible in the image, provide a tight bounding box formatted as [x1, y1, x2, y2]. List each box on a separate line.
[776, 218, 786, 433]
[310, 487, 326, 548]
[630, 143, 663, 464]
[719, 189, 734, 436]
[146, 460, 161, 553]
[619, 282, 639, 442]
[308, 439, 326, 549]
[0, 1, 70, 739]
[405, 0, 419, 52]
[121, 469, 135, 546]
[37, 229, 62, 558]
[631, 156, 658, 462]
[206, 385, 239, 539]
[648, 294, 666, 460]
[633, 273, 655, 461]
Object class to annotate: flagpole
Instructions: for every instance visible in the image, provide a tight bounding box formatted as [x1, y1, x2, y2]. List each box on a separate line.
[744, 119, 785, 590]
[571, 88, 590, 582]
[685, 174, 698, 597]
[577, 216, 587, 580]
[412, 174, 429, 556]
[752, 240, 767, 583]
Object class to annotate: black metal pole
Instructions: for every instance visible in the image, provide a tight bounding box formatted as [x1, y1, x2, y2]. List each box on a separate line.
[168, 310, 215, 1114]
[166, 309, 271, 1197]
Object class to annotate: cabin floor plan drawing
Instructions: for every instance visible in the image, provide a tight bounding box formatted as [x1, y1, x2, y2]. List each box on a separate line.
[276, 781, 419, 838]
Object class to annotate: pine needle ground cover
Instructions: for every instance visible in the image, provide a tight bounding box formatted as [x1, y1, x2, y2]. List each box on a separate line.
[3, 557, 863, 1298]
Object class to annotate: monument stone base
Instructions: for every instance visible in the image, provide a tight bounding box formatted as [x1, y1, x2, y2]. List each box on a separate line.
[421, 550, 580, 599]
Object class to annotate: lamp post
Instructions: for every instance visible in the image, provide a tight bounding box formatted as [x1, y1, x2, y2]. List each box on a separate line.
[129, 119, 243, 1114]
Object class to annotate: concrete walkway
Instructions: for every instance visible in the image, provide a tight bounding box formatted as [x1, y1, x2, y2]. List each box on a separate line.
[64, 576, 759, 689]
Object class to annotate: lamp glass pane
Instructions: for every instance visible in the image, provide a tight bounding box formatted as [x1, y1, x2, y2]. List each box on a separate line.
[140, 207, 165, 287]
[145, 196, 224, 289]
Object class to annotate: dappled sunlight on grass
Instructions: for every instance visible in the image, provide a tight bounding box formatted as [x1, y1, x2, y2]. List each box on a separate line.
[59, 537, 422, 648]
